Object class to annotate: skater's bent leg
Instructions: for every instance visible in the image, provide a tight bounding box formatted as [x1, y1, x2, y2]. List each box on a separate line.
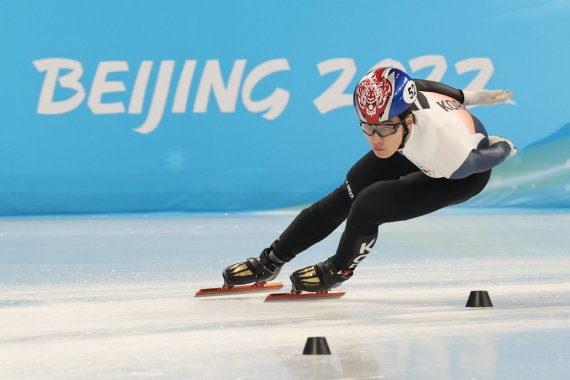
[330, 170, 491, 270]
[275, 152, 419, 262]
[274, 185, 352, 262]
[223, 185, 353, 287]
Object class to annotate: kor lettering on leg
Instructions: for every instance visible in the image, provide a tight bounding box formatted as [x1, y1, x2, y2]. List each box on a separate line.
[348, 237, 376, 269]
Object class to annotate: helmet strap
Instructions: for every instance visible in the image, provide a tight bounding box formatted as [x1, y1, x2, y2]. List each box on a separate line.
[398, 123, 409, 150]
[398, 113, 413, 149]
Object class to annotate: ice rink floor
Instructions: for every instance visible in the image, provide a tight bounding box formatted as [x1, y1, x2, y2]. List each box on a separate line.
[1, 210, 569, 379]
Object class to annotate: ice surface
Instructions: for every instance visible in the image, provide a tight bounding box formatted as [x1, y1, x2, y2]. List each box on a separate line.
[0, 211, 569, 379]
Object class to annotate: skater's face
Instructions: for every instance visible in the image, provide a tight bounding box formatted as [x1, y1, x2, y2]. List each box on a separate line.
[362, 115, 406, 158]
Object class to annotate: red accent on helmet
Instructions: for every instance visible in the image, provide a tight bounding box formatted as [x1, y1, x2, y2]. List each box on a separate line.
[354, 67, 393, 123]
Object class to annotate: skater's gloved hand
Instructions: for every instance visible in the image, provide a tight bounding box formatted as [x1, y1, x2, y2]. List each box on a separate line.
[463, 89, 512, 106]
[488, 135, 517, 156]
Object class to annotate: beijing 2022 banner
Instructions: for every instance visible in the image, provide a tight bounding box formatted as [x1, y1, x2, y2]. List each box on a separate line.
[0, 0, 569, 215]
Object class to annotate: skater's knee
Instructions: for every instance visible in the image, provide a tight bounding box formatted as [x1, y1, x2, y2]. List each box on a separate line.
[350, 183, 406, 223]
[347, 191, 379, 224]
[303, 186, 352, 217]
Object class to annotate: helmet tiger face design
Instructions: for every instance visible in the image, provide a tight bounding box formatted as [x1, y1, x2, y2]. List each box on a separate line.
[353, 67, 417, 123]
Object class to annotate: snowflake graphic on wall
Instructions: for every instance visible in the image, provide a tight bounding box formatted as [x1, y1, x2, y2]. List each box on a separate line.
[165, 149, 187, 171]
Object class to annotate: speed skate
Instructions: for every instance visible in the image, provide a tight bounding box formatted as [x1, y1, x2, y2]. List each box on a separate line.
[195, 282, 345, 300]
[264, 289, 346, 301]
[195, 281, 284, 297]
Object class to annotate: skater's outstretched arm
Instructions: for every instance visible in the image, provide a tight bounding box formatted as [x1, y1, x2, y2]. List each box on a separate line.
[415, 79, 512, 106]
[415, 79, 465, 102]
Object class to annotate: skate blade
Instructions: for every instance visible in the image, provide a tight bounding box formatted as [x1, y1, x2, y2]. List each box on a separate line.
[195, 282, 284, 297]
[264, 290, 345, 302]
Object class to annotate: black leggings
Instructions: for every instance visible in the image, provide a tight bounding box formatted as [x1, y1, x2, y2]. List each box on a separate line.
[273, 151, 491, 270]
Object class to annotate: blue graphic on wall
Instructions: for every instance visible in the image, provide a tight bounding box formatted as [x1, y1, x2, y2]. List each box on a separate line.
[0, 0, 569, 215]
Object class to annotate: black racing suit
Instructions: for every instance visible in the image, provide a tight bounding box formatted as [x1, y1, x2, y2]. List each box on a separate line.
[270, 80, 494, 270]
